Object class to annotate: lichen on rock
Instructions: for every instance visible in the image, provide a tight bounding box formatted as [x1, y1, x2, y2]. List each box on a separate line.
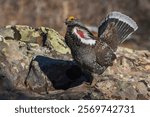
[0, 25, 70, 55]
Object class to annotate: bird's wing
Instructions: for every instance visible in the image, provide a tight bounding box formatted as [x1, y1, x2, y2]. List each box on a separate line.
[98, 11, 138, 51]
[94, 41, 116, 66]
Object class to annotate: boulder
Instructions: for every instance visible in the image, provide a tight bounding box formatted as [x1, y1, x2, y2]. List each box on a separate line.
[0, 25, 149, 99]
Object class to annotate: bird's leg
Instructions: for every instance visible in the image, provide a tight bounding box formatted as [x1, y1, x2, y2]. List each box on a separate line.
[91, 73, 101, 87]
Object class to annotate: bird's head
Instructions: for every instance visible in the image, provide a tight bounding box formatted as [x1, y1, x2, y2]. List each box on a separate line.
[65, 16, 81, 26]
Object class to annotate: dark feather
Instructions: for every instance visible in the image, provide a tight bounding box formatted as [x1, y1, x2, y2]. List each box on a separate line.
[94, 41, 116, 66]
[98, 11, 138, 51]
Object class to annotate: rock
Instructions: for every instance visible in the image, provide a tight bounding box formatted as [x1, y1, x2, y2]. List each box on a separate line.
[0, 25, 71, 55]
[93, 47, 150, 99]
[25, 55, 91, 92]
[0, 25, 150, 99]
[95, 79, 118, 99]
[136, 81, 148, 99]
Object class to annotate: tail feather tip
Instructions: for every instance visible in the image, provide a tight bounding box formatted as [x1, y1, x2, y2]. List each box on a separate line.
[108, 11, 138, 31]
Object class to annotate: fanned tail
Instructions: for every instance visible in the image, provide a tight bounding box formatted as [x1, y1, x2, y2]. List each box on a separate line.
[98, 11, 138, 45]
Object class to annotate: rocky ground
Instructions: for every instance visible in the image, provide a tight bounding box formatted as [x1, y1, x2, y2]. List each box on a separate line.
[0, 25, 150, 99]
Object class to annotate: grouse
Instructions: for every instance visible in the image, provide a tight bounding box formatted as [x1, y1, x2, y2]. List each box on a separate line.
[65, 12, 138, 75]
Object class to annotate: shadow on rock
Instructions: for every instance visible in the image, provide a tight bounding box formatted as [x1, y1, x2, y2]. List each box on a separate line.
[25, 55, 92, 93]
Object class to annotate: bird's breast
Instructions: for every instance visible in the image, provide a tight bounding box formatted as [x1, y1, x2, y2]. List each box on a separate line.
[72, 46, 96, 66]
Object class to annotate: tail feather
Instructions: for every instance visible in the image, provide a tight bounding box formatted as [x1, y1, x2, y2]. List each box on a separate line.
[98, 11, 138, 44]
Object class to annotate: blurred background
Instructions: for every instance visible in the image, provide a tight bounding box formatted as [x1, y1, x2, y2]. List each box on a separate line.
[0, 0, 149, 50]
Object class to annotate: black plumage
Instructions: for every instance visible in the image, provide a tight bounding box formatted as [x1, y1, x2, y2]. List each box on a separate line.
[65, 12, 138, 75]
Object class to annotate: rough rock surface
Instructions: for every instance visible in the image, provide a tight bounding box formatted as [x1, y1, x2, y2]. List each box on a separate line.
[0, 25, 150, 99]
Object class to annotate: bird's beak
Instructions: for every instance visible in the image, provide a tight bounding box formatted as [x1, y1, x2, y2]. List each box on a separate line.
[64, 20, 68, 25]
[64, 21, 67, 25]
